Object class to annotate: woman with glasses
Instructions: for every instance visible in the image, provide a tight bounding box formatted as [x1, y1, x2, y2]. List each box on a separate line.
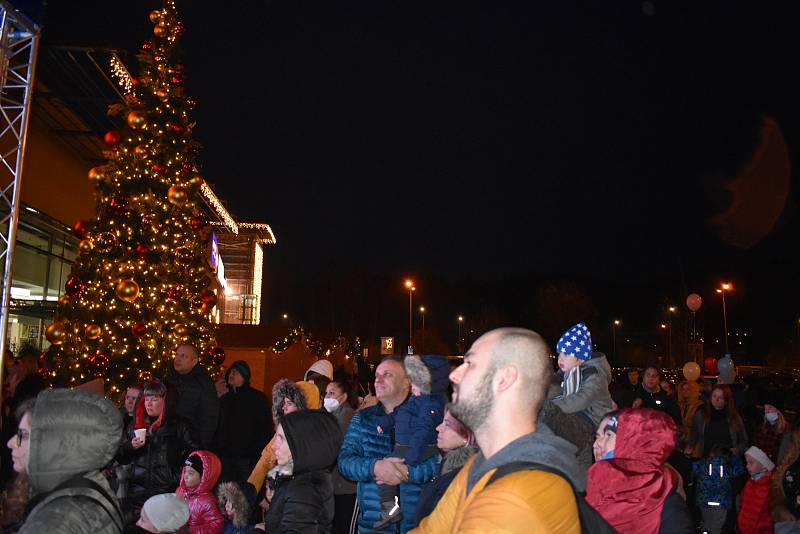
[1, 397, 35, 532]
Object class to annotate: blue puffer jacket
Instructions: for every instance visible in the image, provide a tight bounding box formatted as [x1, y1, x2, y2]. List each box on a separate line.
[338, 400, 438, 534]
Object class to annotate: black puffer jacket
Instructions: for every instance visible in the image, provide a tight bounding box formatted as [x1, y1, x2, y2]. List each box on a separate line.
[166, 363, 219, 448]
[215, 384, 270, 462]
[266, 410, 342, 534]
[117, 389, 198, 514]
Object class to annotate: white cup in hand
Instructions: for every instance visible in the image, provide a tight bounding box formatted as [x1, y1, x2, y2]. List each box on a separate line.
[134, 428, 146, 443]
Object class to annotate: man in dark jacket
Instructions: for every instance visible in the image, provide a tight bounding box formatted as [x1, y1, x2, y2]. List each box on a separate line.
[166, 344, 219, 448]
[633, 365, 681, 426]
[214, 360, 270, 483]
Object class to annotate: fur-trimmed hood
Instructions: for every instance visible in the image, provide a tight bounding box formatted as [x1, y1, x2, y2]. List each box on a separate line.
[271, 379, 320, 422]
[217, 481, 251, 529]
[404, 355, 450, 396]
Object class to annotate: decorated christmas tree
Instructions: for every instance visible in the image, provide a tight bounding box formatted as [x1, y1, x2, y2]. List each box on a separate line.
[43, 0, 223, 395]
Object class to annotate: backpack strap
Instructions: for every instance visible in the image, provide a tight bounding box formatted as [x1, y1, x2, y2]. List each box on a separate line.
[26, 474, 124, 533]
[486, 461, 619, 534]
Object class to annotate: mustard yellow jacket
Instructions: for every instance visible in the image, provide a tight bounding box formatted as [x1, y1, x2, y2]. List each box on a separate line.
[411, 455, 580, 534]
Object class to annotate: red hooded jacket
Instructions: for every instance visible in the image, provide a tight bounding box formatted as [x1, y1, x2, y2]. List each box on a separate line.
[176, 450, 224, 534]
[737, 474, 773, 534]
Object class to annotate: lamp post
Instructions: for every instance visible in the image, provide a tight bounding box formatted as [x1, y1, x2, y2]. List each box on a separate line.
[457, 315, 464, 354]
[716, 283, 732, 355]
[404, 279, 415, 354]
[612, 319, 621, 361]
[419, 306, 426, 353]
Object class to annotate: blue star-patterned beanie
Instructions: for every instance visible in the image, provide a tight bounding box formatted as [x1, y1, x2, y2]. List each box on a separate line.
[556, 322, 593, 361]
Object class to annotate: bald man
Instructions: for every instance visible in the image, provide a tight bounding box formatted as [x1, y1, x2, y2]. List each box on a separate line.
[412, 328, 583, 533]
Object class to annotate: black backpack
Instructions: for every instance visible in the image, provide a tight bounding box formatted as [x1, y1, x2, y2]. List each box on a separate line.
[486, 461, 619, 534]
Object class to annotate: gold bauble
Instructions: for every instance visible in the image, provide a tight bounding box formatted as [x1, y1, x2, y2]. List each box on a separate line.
[85, 323, 102, 340]
[57, 294, 69, 305]
[173, 323, 190, 340]
[94, 232, 116, 253]
[153, 22, 167, 37]
[88, 166, 105, 184]
[127, 111, 147, 129]
[134, 145, 149, 159]
[116, 279, 141, 303]
[167, 185, 188, 206]
[188, 175, 204, 190]
[45, 322, 67, 345]
[78, 239, 93, 253]
[149, 10, 161, 23]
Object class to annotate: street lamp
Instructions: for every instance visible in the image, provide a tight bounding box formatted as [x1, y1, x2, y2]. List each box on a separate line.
[457, 316, 464, 354]
[715, 283, 732, 354]
[667, 306, 676, 367]
[419, 306, 426, 353]
[611, 319, 621, 361]
[404, 279, 415, 354]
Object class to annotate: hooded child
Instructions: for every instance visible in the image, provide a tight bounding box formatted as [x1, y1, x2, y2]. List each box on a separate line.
[176, 450, 224, 534]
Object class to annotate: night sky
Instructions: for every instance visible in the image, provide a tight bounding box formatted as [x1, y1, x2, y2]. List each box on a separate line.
[37, 1, 800, 362]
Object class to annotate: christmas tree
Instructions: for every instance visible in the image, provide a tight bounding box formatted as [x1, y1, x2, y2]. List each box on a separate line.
[44, 0, 223, 395]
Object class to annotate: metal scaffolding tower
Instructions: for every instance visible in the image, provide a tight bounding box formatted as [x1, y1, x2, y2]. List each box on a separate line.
[0, 1, 40, 387]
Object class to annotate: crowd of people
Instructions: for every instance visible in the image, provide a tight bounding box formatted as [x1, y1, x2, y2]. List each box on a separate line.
[3, 325, 800, 533]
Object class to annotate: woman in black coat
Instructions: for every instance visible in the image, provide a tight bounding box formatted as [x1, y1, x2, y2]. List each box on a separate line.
[265, 409, 342, 534]
[117, 379, 198, 524]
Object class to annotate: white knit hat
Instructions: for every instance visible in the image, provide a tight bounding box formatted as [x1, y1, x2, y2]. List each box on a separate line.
[745, 446, 775, 472]
[304, 359, 333, 381]
[143, 493, 190, 533]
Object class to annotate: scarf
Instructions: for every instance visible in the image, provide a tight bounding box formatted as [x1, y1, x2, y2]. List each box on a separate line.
[562, 366, 581, 397]
[586, 409, 676, 534]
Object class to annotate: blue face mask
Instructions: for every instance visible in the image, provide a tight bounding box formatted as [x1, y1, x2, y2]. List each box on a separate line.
[766, 412, 779, 424]
[602, 450, 615, 460]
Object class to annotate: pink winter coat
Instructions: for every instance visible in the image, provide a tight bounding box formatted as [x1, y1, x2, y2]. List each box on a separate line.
[176, 450, 224, 534]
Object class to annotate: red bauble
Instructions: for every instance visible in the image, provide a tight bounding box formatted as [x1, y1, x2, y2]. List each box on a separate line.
[171, 75, 183, 86]
[173, 63, 185, 73]
[152, 163, 167, 175]
[131, 77, 141, 87]
[200, 289, 217, 309]
[104, 131, 121, 147]
[65, 275, 87, 298]
[181, 162, 194, 173]
[135, 244, 151, 258]
[87, 353, 110, 377]
[189, 216, 204, 231]
[209, 346, 226, 366]
[171, 124, 185, 134]
[165, 288, 183, 303]
[132, 322, 148, 337]
[108, 196, 129, 217]
[37, 351, 48, 368]
[72, 219, 89, 239]
[142, 42, 152, 50]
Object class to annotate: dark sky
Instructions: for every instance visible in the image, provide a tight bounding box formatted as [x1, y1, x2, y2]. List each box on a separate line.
[38, 1, 800, 359]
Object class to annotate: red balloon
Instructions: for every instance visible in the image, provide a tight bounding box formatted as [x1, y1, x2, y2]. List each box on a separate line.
[209, 346, 226, 366]
[72, 219, 89, 239]
[104, 131, 121, 147]
[704, 357, 718, 375]
[686, 293, 702, 312]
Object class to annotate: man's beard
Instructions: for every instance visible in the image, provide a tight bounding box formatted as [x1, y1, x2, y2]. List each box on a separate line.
[450, 368, 495, 434]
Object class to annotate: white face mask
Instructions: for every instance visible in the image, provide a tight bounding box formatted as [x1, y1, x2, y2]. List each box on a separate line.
[323, 397, 340, 412]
